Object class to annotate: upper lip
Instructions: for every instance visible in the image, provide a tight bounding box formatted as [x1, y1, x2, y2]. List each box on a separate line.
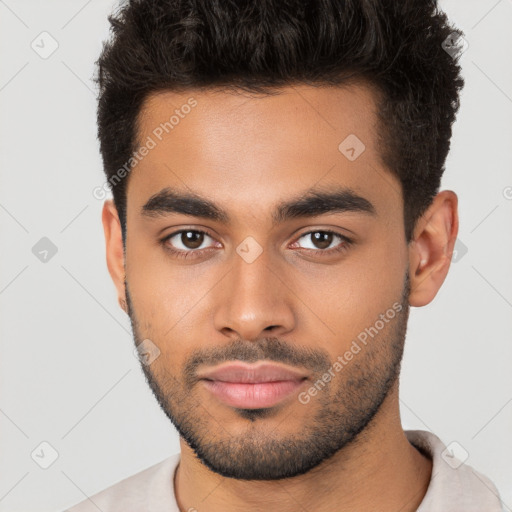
[198, 362, 308, 383]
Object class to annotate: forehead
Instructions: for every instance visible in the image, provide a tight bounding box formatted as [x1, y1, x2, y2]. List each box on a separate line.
[136, 83, 378, 158]
[128, 83, 401, 223]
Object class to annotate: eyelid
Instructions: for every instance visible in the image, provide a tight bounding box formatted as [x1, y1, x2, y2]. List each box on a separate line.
[292, 228, 352, 242]
[162, 228, 218, 248]
[290, 229, 352, 250]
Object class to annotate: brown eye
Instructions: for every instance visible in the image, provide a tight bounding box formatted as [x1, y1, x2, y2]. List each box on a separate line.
[163, 230, 215, 252]
[310, 232, 334, 249]
[180, 231, 204, 249]
[296, 231, 343, 251]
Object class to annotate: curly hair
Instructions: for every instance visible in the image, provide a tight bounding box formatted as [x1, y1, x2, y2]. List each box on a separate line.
[95, 0, 464, 243]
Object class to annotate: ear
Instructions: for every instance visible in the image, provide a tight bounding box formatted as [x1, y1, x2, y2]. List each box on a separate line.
[408, 190, 459, 307]
[102, 199, 127, 313]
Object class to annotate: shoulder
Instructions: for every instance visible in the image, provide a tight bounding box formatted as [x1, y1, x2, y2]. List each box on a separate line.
[64, 453, 181, 512]
[405, 430, 503, 512]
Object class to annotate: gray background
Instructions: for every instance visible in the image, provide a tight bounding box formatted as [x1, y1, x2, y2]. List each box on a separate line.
[0, 0, 511, 510]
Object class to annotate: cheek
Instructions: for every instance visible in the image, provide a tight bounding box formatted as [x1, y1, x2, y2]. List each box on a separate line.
[290, 238, 407, 349]
[125, 239, 221, 339]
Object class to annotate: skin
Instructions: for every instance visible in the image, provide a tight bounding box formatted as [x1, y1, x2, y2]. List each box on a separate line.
[102, 83, 458, 511]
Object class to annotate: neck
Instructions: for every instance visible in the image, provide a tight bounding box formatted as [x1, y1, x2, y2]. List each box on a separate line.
[174, 384, 432, 512]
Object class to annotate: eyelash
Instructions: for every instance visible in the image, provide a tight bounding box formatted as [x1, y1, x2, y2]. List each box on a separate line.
[159, 229, 353, 260]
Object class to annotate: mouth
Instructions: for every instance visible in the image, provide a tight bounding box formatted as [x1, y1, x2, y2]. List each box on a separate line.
[198, 362, 309, 409]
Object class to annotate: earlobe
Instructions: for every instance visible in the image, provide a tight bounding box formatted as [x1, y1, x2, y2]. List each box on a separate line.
[408, 191, 459, 307]
[119, 297, 127, 312]
[101, 199, 127, 311]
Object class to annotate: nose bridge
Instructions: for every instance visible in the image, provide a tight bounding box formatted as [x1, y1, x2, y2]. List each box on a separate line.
[213, 240, 295, 339]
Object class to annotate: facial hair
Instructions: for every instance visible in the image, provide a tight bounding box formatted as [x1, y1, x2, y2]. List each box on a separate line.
[125, 271, 410, 481]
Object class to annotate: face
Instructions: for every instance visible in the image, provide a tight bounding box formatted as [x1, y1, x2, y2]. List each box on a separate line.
[120, 84, 413, 480]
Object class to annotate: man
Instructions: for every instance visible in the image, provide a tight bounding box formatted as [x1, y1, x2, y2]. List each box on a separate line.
[68, 0, 503, 510]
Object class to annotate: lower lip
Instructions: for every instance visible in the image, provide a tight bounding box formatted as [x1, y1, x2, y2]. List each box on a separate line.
[201, 379, 306, 409]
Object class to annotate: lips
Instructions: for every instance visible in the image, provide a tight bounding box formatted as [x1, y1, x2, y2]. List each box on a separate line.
[198, 362, 308, 383]
[198, 362, 308, 409]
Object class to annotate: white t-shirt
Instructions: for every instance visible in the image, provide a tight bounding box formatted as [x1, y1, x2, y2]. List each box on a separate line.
[65, 430, 503, 511]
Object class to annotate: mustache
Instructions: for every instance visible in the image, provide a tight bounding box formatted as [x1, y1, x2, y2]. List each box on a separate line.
[183, 337, 331, 387]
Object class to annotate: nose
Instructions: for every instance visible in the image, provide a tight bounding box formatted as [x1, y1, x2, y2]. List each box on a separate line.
[213, 246, 296, 341]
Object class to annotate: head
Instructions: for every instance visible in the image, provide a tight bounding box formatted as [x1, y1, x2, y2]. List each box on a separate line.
[98, 0, 463, 480]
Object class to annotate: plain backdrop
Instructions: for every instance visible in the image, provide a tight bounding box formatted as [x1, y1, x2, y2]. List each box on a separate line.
[0, 1, 511, 511]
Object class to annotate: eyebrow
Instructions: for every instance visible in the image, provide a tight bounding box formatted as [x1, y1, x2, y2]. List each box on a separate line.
[141, 186, 376, 225]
